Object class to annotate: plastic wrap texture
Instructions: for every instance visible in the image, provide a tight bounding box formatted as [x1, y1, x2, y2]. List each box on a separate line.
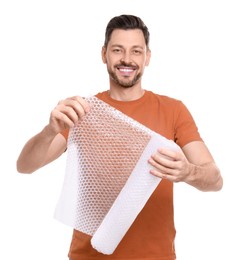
[54, 96, 179, 254]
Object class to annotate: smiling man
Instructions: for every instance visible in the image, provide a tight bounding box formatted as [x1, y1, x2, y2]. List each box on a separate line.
[103, 28, 150, 91]
[17, 14, 223, 260]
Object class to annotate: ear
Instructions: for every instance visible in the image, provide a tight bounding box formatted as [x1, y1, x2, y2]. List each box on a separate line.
[101, 46, 107, 64]
[145, 49, 151, 66]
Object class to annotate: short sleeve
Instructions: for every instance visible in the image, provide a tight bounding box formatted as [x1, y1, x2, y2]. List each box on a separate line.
[60, 128, 69, 141]
[174, 101, 203, 147]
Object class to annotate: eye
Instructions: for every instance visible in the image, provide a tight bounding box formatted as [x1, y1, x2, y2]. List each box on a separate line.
[113, 48, 122, 53]
[133, 49, 142, 55]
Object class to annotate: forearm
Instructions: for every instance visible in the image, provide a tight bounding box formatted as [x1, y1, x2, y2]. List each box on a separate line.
[16, 125, 56, 174]
[186, 162, 223, 192]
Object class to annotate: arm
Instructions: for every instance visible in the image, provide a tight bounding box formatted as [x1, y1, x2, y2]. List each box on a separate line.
[148, 141, 223, 192]
[16, 96, 90, 174]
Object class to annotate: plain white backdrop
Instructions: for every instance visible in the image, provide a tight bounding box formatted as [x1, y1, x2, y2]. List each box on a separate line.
[0, 0, 241, 259]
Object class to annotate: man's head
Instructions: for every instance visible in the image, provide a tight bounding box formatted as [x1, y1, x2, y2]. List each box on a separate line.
[102, 15, 151, 89]
[104, 14, 150, 49]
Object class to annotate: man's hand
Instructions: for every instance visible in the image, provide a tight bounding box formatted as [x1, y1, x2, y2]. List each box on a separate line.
[47, 96, 91, 136]
[148, 141, 223, 191]
[148, 148, 191, 183]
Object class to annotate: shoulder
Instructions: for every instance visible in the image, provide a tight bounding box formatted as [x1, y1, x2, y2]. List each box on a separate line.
[95, 90, 109, 100]
[145, 90, 184, 109]
[145, 90, 179, 101]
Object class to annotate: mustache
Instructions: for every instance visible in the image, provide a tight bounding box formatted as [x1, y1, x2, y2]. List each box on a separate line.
[115, 61, 138, 69]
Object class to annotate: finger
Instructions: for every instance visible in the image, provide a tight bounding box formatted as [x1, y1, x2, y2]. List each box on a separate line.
[149, 169, 179, 182]
[51, 109, 77, 128]
[148, 157, 175, 175]
[69, 96, 91, 114]
[149, 153, 177, 169]
[53, 103, 80, 124]
[58, 98, 90, 120]
[157, 148, 178, 160]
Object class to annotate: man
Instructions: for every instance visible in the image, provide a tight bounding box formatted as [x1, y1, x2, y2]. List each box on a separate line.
[17, 14, 223, 260]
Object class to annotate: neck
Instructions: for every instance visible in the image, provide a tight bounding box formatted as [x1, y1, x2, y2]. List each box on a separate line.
[108, 86, 145, 101]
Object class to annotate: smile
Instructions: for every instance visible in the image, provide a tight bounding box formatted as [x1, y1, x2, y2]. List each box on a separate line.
[117, 66, 136, 76]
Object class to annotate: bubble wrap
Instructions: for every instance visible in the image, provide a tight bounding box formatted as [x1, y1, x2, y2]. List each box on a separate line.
[54, 96, 180, 255]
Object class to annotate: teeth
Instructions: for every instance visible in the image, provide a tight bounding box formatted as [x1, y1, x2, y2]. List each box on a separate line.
[119, 68, 133, 72]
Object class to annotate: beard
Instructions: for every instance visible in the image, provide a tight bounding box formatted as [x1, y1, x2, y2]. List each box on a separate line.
[107, 64, 143, 88]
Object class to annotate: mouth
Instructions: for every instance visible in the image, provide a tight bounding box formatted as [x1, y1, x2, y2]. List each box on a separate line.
[116, 65, 136, 76]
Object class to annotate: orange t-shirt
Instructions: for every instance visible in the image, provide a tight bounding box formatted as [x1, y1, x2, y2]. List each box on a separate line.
[62, 90, 202, 260]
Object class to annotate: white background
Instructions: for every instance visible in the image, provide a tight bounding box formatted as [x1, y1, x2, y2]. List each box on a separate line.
[0, 0, 241, 259]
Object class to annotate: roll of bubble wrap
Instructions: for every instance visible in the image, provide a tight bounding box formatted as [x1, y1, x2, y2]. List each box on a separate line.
[54, 96, 180, 254]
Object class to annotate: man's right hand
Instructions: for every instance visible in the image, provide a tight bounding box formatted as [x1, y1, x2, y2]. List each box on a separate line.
[47, 96, 91, 136]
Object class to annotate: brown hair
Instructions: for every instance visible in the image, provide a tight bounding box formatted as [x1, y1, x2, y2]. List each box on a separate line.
[104, 14, 150, 49]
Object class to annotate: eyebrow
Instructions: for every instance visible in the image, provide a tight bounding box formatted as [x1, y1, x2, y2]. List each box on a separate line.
[111, 44, 144, 50]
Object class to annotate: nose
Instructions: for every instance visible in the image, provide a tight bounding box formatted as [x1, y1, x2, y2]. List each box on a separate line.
[120, 52, 132, 64]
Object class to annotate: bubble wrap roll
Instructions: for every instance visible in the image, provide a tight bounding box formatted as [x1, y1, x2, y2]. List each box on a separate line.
[91, 132, 178, 254]
[54, 96, 180, 255]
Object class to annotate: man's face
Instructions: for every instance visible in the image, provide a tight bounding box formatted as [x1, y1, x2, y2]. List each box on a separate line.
[102, 29, 151, 88]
